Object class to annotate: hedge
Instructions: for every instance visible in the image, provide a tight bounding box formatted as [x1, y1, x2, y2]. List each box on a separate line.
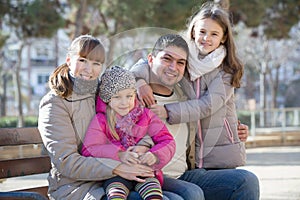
[0, 116, 38, 128]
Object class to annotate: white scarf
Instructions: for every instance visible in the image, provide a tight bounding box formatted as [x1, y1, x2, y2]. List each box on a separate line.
[187, 42, 226, 81]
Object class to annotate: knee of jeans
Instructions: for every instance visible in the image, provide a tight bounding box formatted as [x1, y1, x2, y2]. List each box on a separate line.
[248, 173, 260, 194]
[238, 170, 260, 200]
[243, 170, 259, 188]
[182, 183, 204, 200]
[187, 186, 204, 200]
[237, 169, 260, 196]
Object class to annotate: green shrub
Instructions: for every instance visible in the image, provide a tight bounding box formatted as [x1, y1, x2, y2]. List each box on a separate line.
[237, 111, 251, 127]
[0, 116, 38, 128]
[237, 110, 260, 129]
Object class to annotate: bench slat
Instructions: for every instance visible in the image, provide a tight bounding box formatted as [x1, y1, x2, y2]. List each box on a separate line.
[0, 127, 50, 199]
[0, 156, 51, 179]
[0, 127, 42, 146]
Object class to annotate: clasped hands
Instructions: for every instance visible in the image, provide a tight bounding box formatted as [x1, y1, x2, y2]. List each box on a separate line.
[114, 146, 157, 183]
[118, 146, 157, 166]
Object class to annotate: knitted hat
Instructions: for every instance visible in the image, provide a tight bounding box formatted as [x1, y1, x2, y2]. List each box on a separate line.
[99, 66, 136, 103]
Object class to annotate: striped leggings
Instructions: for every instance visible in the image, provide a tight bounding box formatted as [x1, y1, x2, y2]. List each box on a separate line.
[103, 176, 163, 200]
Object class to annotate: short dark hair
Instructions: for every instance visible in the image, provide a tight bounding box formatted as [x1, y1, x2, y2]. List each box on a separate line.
[152, 34, 189, 58]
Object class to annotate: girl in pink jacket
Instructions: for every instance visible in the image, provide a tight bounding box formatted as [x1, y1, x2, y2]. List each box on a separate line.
[81, 66, 175, 200]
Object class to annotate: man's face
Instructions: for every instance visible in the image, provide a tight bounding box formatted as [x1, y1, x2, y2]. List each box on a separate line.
[148, 46, 187, 87]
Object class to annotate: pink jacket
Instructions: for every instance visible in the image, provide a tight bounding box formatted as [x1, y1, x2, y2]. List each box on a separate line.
[81, 97, 175, 184]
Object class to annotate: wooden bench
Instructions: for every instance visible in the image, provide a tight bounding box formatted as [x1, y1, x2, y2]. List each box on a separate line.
[0, 127, 50, 200]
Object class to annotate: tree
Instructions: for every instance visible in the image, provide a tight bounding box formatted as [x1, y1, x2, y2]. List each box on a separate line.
[64, 0, 199, 63]
[230, 0, 300, 39]
[0, 30, 9, 117]
[284, 22, 300, 107]
[0, 1, 10, 116]
[231, 0, 300, 114]
[3, 0, 64, 127]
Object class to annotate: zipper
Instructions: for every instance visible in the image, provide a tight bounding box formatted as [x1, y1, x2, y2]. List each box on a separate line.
[196, 78, 203, 168]
[224, 118, 234, 143]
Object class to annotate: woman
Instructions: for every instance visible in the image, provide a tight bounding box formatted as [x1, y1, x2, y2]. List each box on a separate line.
[38, 35, 180, 200]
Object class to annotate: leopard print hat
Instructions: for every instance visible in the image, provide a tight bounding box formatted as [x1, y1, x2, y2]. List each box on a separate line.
[99, 66, 136, 103]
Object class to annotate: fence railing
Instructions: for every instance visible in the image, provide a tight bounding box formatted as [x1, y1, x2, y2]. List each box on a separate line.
[237, 107, 300, 136]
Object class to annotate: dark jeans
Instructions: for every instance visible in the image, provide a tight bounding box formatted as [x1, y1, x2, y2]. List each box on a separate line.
[177, 168, 260, 200]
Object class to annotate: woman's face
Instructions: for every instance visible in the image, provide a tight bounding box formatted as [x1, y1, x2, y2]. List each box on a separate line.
[67, 54, 103, 80]
[109, 88, 136, 116]
[193, 18, 225, 56]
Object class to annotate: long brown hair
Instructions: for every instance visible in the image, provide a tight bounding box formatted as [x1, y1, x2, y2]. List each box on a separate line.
[49, 35, 105, 97]
[186, 2, 243, 88]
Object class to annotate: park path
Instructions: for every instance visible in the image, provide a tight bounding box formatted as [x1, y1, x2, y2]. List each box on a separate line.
[240, 146, 300, 200]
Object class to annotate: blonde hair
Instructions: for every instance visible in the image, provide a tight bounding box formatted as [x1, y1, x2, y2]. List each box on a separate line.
[186, 2, 243, 88]
[49, 35, 105, 97]
[106, 106, 120, 140]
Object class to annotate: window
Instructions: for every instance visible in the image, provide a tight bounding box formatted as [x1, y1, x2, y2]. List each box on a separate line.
[38, 75, 49, 84]
[36, 47, 49, 58]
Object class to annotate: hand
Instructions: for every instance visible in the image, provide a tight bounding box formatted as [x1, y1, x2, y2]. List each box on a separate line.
[237, 121, 249, 142]
[113, 163, 155, 183]
[137, 84, 155, 107]
[132, 145, 150, 156]
[139, 152, 157, 166]
[149, 104, 168, 119]
[118, 147, 140, 165]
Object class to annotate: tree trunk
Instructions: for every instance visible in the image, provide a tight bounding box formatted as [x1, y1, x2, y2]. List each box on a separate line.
[27, 41, 32, 113]
[259, 62, 267, 127]
[54, 31, 59, 67]
[272, 67, 279, 108]
[107, 37, 116, 67]
[15, 44, 24, 127]
[268, 62, 280, 109]
[0, 74, 7, 116]
[74, 0, 87, 39]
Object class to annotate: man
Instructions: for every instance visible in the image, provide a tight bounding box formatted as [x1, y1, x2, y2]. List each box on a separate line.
[130, 34, 259, 200]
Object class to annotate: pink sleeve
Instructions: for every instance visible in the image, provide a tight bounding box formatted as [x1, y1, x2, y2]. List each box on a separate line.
[145, 110, 176, 170]
[81, 114, 124, 161]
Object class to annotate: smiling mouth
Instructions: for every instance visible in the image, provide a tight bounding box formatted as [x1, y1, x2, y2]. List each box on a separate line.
[165, 71, 177, 77]
[118, 107, 129, 110]
[201, 42, 211, 47]
[80, 74, 92, 79]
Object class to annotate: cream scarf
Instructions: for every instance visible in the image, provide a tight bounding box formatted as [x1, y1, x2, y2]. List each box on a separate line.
[187, 42, 226, 81]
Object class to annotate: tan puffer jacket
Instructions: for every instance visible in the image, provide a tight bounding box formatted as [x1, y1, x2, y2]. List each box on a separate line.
[38, 91, 120, 200]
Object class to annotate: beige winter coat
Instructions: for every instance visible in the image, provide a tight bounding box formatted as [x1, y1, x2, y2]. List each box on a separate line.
[38, 91, 120, 200]
[165, 66, 246, 169]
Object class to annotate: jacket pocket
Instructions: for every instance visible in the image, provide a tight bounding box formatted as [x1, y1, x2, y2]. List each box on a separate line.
[224, 118, 234, 143]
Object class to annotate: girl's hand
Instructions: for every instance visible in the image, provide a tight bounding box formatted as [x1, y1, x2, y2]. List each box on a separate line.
[237, 121, 249, 142]
[113, 163, 154, 183]
[118, 148, 140, 165]
[139, 152, 157, 166]
[137, 84, 155, 107]
[132, 145, 150, 156]
[149, 104, 168, 119]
